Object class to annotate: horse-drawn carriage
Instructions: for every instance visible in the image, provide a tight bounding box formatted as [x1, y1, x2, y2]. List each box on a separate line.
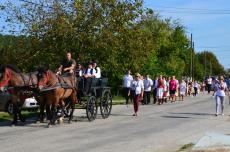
[0, 64, 112, 126]
[76, 77, 113, 121]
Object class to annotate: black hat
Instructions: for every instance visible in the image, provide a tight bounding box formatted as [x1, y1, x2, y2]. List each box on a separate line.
[88, 61, 93, 65]
[92, 60, 98, 64]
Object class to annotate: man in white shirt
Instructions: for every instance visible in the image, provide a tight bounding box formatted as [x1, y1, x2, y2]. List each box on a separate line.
[207, 76, 212, 94]
[123, 70, 133, 105]
[193, 81, 199, 96]
[92, 60, 101, 78]
[143, 75, 153, 104]
[83, 62, 96, 95]
[75, 63, 83, 77]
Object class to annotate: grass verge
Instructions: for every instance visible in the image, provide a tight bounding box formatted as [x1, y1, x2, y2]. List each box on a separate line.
[0, 111, 38, 122]
[176, 143, 195, 152]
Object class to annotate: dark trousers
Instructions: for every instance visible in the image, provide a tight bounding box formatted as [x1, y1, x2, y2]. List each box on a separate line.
[84, 78, 92, 94]
[143, 91, 151, 104]
[130, 90, 135, 103]
[134, 94, 141, 113]
[194, 87, 198, 96]
[153, 88, 157, 104]
[207, 84, 211, 94]
[123, 87, 131, 104]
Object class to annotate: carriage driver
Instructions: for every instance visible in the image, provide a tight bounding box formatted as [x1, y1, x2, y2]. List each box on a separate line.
[57, 52, 76, 76]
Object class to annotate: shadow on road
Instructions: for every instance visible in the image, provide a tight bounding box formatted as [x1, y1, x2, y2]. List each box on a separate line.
[170, 112, 214, 116]
[110, 113, 133, 117]
[0, 115, 93, 127]
[161, 116, 190, 119]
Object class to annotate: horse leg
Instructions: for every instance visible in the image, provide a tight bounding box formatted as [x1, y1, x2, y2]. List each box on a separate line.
[68, 104, 75, 124]
[39, 101, 45, 123]
[50, 104, 57, 126]
[46, 104, 51, 121]
[18, 106, 26, 123]
[68, 92, 77, 123]
[57, 105, 64, 125]
[12, 103, 18, 125]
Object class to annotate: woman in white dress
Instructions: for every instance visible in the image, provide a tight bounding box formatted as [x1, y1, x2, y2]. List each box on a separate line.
[179, 80, 187, 101]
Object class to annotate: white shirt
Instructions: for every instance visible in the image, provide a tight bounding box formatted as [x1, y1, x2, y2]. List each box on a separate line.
[79, 70, 83, 77]
[132, 80, 144, 95]
[215, 82, 228, 97]
[207, 78, 212, 84]
[123, 74, 133, 88]
[144, 78, 153, 91]
[193, 82, 199, 88]
[180, 82, 187, 93]
[163, 80, 167, 91]
[94, 67, 101, 78]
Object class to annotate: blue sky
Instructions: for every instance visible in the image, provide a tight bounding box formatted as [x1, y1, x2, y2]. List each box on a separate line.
[144, 0, 230, 69]
[0, 0, 230, 69]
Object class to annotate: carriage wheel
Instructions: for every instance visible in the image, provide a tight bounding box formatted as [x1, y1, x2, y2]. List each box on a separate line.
[86, 96, 98, 121]
[100, 90, 112, 119]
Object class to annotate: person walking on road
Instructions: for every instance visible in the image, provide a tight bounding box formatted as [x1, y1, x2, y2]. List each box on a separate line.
[131, 73, 144, 116]
[193, 81, 199, 97]
[152, 76, 158, 104]
[169, 76, 177, 102]
[123, 70, 133, 105]
[157, 75, 165, 105]
[207, 76, 212, 94]
[143, 75, 153, 105]
[179, 80, 187, 101]
[213, 76, 230, 116]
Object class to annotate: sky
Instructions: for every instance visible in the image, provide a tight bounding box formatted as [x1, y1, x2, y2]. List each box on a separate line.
[144, 0, 230, 69]
[0, 0, 230, 69]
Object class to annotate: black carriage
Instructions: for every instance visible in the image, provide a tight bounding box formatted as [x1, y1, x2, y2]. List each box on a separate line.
[76, 77, 112, 121]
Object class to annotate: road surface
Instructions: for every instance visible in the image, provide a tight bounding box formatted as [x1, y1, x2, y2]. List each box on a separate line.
[1, 94, 230, 152]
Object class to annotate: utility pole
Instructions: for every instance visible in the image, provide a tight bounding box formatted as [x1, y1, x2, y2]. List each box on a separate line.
[193, 42, 195, 81]
[210, 60, 212, 76]
[190, 34, 193, 81]
[204, 51, 206, 77]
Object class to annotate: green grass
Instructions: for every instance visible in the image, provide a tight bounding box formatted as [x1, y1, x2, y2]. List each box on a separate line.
[0, 111, 38, 122]
[112, 96, 125, 105]
[176, 143, 195, 152]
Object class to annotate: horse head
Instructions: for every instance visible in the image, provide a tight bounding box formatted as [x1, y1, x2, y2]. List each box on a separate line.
[37, 65, 55, 90]
[0, 65, 12, 91]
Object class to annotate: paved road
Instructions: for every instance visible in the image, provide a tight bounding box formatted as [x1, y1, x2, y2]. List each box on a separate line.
[1, 94, 230, 152]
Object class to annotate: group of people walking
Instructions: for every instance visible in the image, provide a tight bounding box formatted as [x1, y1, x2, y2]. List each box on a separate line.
[122, 70, 230, 116]
[123, 71, 186, 116]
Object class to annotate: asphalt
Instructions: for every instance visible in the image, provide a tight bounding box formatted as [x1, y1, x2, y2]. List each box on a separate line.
[1, 93, 230, 152]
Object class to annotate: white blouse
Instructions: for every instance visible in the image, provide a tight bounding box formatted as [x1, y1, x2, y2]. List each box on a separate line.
[132, 80, 144, 95]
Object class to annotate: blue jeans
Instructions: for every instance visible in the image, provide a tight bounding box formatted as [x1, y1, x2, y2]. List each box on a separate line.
[215, 96, 225, 114]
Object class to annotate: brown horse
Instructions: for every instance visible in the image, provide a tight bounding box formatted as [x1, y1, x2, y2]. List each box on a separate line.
[0, 64, 46, 125]
[37, 66, 77, 127]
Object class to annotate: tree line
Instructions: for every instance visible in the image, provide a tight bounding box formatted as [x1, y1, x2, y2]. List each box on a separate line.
[0, 0, 225, 90]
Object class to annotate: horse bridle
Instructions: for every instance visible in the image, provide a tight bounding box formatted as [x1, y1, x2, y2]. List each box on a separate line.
[38, 70, 60, 89]
[0, 69, 12, 88]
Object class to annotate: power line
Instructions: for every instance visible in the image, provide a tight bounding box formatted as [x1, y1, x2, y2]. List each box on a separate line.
[156, 10, 230, 15]
[152, 5, 230, 12]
